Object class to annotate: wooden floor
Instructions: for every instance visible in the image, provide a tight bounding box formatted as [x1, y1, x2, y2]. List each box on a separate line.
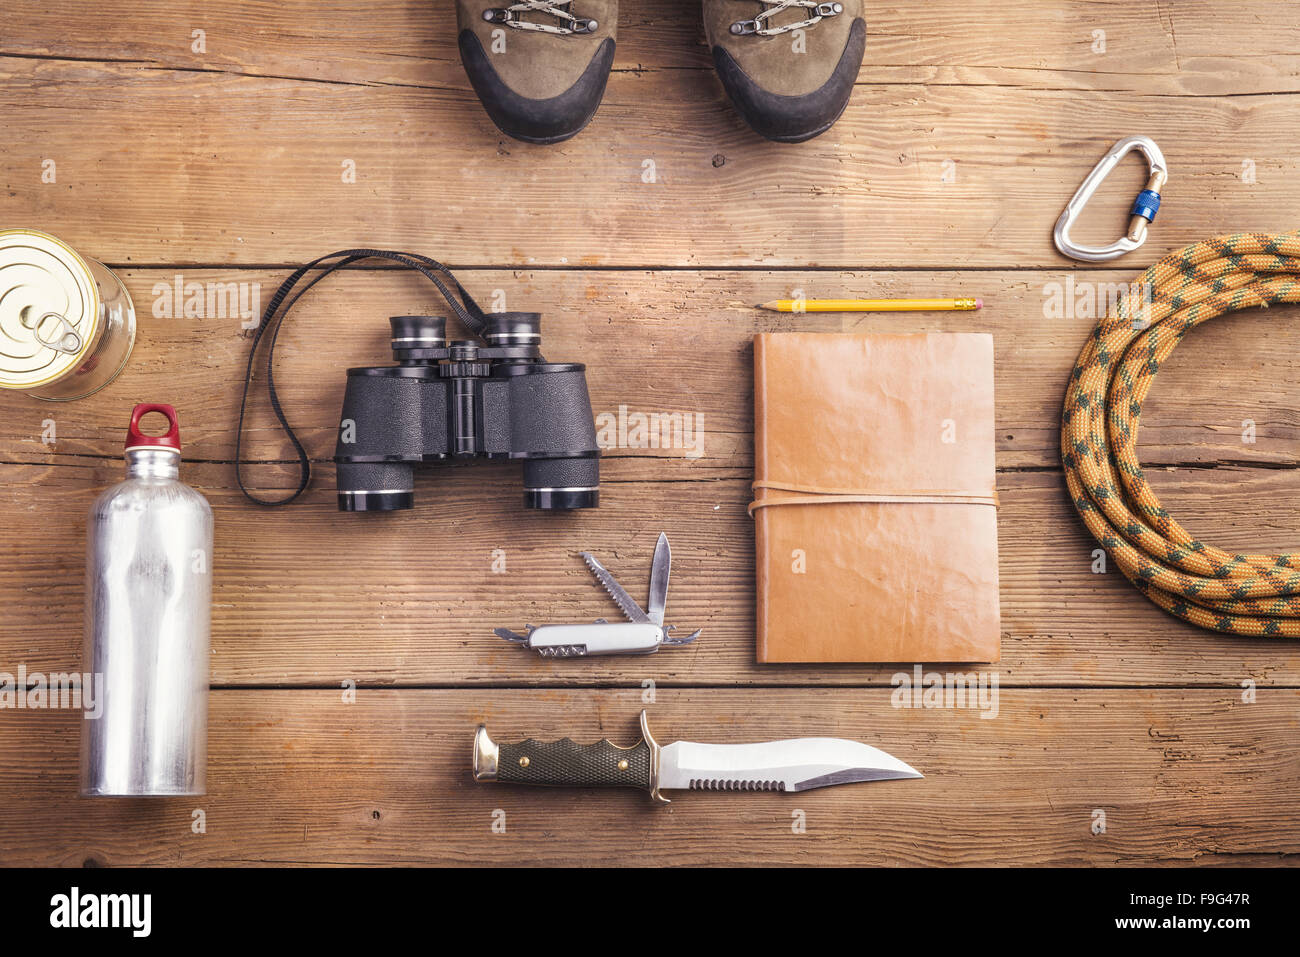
[2, 0, 1299, 866]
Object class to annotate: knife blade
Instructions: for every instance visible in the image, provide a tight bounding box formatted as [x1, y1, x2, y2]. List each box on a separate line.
[580, 551, 650, 623]
[472, 710, 921, 803]
[646, 532, 670, 627]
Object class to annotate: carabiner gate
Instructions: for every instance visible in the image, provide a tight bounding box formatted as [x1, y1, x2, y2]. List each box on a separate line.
[1053, 135, 1168, 262]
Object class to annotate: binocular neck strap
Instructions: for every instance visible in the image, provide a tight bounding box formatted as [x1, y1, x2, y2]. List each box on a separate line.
[235, 249, 492, 507]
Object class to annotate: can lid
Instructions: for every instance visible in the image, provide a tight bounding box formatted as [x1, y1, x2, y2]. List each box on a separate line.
[0, 229, 102, 390]
[126, 403, 182, 453]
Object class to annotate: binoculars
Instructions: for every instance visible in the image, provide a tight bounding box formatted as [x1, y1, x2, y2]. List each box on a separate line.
[334, 312, 600, 511]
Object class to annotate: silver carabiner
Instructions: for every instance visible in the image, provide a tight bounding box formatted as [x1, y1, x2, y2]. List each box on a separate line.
[1053, 135, 1168, 262]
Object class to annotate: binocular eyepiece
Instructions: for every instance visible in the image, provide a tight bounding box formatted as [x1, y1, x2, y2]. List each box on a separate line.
[334, 312, 601, 512]
[388, 313, 542, 355]
[388, 314, 447, 350]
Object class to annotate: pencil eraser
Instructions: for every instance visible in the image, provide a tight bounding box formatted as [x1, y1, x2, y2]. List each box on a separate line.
[975, 298, 983, 309]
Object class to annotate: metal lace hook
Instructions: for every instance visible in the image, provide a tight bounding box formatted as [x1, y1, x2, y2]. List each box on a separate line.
[731, 1, 843, 35]
[484, 4, 597, 35]
[1053, 135, 1168, 262]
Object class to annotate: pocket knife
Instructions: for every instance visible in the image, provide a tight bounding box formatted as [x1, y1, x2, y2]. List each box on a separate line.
[473, 710, 922, 803]
[495, 532, 701, 657]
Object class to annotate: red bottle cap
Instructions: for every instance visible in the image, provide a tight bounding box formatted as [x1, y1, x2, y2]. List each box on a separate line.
[125, 403, 182, 453]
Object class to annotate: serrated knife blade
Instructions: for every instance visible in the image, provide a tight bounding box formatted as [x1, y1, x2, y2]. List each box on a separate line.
[580, 551, 650, 623]
[657, 737, 922, 792]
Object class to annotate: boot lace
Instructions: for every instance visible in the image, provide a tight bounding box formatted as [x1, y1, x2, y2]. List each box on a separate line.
[483, 2, 598, 35]
[731, 1, 844, 36]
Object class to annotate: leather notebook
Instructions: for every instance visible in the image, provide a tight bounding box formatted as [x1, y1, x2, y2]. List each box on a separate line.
[751, 332, 1000, 663]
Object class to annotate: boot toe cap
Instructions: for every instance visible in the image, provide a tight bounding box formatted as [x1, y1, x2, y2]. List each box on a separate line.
[711, 18, 866, 143]
[459, 31, 616, 144]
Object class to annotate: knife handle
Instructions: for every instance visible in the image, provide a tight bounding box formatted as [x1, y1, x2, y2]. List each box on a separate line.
[527, 621, 664, 657]
[500, 736, 651, 788]
[473, 711, 669, 801]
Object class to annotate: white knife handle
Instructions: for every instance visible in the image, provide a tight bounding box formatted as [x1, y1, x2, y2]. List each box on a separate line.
[527, 622, 664, 657]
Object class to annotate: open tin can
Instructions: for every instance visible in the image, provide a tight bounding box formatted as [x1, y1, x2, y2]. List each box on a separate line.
[0, 228, 136, 401]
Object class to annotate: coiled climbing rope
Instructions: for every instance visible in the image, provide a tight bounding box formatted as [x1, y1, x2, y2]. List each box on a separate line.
[1062, 231, 1300, 636]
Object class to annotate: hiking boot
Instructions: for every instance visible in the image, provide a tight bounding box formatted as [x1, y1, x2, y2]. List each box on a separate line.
[703, 1, 866, 143]
[457, 1, 618, 144]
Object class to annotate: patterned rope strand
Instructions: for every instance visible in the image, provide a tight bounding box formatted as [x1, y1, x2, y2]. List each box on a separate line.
[1061, 231, 1300, 636]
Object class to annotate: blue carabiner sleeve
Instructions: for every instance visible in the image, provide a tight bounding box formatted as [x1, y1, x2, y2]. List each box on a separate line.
[1131, 189, 1161, 223]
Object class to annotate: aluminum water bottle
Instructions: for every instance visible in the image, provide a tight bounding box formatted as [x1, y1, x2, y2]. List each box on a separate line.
[80, 403, 212, 796]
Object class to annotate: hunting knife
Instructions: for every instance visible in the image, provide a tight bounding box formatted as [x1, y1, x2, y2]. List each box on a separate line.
[473, 710, 922, 803]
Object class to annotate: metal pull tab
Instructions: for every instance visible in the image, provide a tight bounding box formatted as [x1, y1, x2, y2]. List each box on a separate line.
[32, 311, 83, 355]
[1054, 135, 1168, 262]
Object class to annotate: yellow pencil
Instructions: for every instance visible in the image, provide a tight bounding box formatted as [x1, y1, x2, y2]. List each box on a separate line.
[755, 297, 982, 313]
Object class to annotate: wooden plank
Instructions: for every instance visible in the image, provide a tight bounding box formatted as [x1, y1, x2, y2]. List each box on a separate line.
[4, 270, 1300, 685]
[3, 12, 1299, 267]
[5, 463, 1300, 686]
[0, 688, 1294, 866]
[4, 268, 1300, 472]
[5, 1, 1299, 95]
